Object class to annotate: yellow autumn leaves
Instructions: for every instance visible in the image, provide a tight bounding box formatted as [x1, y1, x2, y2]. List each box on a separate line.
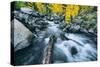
[65, 5, 80, 24]
[35, 2, 46, 14]
[33, 3, 80, 24]
[34, 3, 64, 15]
[48, 4, 64, 14]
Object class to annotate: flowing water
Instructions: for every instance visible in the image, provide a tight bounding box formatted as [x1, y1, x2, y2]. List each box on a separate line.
[14, 11, 97, 65]
[44, 20, 97, 63]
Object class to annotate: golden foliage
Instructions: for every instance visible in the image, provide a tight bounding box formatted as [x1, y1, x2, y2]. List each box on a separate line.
[35, 2, 46, 14]
[65, 5, 80, 24]
[48, 4, 64, 14]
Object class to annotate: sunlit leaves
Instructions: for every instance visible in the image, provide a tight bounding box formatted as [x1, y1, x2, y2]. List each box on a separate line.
[34, 2, 47, 14]
[65, 5, 80, 24]
[48, 4, 64, 14]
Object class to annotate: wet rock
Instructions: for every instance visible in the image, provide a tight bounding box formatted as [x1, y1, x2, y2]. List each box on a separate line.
[35, 19, 48, 25]
[54, 21, 59, 24]
[70, 47, 78, 56]
[20, 7, 33, 14]
[74, 25, 80, 31]
[46, 16, 54, 21]
[59, 21, 66, 29]
[34, 19, 48, 30]
[46, 14, 64, 21]
[68, 23, 81, 32]
[31, 12, 40, 17]
[88, 28, 94, 33]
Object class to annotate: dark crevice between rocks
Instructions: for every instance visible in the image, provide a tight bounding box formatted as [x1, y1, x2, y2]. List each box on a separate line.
[70, 47, 78, 56]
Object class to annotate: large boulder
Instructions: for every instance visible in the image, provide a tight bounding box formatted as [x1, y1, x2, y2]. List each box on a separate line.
[11, 19, 33, 51]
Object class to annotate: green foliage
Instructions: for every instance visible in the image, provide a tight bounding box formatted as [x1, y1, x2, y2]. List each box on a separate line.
[15, 1, 26, 10]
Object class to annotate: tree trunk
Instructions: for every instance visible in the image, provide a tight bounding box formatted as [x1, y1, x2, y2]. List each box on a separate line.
[42, 35, 57, 64]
